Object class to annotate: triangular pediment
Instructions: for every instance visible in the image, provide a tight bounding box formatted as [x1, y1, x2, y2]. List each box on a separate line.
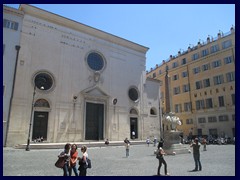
[81, 86, 109, 97]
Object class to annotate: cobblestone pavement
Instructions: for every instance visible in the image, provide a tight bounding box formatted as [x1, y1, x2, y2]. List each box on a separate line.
[3, 144, 235, 176]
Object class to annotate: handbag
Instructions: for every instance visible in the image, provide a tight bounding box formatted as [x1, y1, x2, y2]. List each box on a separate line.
[55, 157, 65, 168]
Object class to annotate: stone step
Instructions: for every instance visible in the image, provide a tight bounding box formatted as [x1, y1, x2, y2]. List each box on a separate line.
[14, 140, 147, 150]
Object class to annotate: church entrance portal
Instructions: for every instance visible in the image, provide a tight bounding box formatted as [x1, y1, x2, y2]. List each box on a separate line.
[32, 111, 48, 141]
[130, 117, 138, 139]
[85, 102, 104, 140]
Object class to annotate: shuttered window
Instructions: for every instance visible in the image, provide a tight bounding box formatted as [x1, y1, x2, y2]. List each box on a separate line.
[3, 19, 19, 31]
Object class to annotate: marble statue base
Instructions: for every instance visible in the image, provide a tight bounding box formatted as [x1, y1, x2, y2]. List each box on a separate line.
[163, 130, 189, 155]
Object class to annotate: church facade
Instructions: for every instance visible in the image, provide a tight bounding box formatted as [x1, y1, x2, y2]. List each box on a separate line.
[5, 4, 161, 146]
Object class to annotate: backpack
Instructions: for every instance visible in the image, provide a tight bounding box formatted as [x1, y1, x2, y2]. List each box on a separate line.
[86, 158, 92, 169]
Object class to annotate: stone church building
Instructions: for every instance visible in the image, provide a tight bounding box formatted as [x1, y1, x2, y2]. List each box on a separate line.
[5, 4, 161, 146]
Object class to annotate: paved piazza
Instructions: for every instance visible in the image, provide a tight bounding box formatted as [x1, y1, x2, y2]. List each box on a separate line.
[3, 144, 235, 176]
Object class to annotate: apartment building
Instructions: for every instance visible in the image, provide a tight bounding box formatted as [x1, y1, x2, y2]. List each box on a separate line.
[147, 27, 235, 139]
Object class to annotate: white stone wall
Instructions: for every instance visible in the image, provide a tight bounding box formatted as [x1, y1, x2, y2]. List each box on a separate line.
[6, 5, 161, 146]
[3, 6, 23, 146]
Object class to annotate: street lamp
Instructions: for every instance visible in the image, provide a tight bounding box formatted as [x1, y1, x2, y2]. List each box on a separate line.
[26, 77, 46, 151]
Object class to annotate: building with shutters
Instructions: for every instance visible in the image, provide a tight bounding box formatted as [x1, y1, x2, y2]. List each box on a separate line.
[147, 27, 235, 140]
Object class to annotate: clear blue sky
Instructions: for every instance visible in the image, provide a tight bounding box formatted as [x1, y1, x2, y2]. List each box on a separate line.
[5, 4, 235, 71]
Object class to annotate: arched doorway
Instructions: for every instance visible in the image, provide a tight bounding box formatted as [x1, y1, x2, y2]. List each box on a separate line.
[32, 99, 50, 141]
[130, 108, 138, 139]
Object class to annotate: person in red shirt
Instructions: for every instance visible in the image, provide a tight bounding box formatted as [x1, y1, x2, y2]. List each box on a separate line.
[69, 144, 79, 176]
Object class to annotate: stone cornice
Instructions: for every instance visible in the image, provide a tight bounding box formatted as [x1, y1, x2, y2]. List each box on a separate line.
[19, 4, 149, 54]
[3, 5, 24, 17]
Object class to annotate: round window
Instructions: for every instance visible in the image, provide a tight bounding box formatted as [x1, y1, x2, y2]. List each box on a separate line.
[34, 72, 53, 91]
[128, 87, 139, 102]
[86, 52, 105, 71]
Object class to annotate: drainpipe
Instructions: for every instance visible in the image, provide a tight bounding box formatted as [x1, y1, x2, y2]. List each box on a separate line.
[4, 45, 20, 147]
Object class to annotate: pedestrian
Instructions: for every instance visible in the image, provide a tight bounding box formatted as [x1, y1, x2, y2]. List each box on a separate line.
[146, 137, 150, 147]
[124, 138, 130, 157]
[153, 137, 157, 147]
[58, 143, 71, 176]
[156, 142, 169, 176]
[78, 145, 88, 176]
[132, 131, 135, 140]
[190, 138, 202, 171]
[69, 144, 78, 176]
[158, 138, 164, 149]
[105, 139, 109, 145]
[202, 138, 207, 151]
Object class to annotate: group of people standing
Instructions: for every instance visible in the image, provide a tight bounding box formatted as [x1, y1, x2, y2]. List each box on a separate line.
[58, 143, 89, 176]
[156, 137, 202, 175]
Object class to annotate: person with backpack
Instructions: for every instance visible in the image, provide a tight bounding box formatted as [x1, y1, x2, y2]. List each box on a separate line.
[78, 145, 89, 176]
[156, 140, 169, 176]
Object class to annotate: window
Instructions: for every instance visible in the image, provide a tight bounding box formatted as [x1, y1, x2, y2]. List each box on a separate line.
[201, 49, 209, 57]
[196, 81, 203, 90]
[212, 60, 221, 68]
[196, 100, 205, 110]
[203, 78, 210, 88]
[165, 65, 169, 71]
[34, 99, 50, 108]
[182, 58, 187, 65]
[231, 94, 235, 105]
[130, 108, 138, 115]
[219, 115, 229, 122]
[172, 62, 178, 68]
[183, 84, 190, 92]
[3, 19, 19, 30]
[158, 70, 162, 75]
[172, 74, 179, 81]
[182, 71, 188, 78]
[184, 102, 192, 112]
[209, 129, 218, 137]
[153, 72, 156, 78]
[222, 40, 232, 49]
[175, 104, 182, 113]
[150, 107, 157, 115]
[186, 119, 193, 124]
[173, 87, 180, 95]
[205, 98, 213, 108]
[86, 52, 105, 71]
[197, 129, 202, 136]
[128, 87, 139, 102]
[202, 63, 210, 71]
[224, 56, 233, 64]
[213, 75, 224, 85]
[192, 53, 199, 60]
[34, 72, 54, 91]
[208, 116, 217, 123]
[193, 67, 201, 74]
[226, 72, 235, 82]
[210, 44, 219, 53]
[198, 117, 206, 123]
[218, 96, 225, 107]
